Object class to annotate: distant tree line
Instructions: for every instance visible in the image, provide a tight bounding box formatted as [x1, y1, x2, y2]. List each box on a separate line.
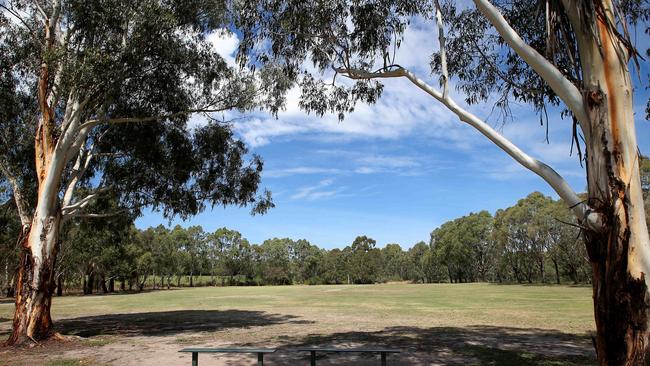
[2, 178, 649, 295]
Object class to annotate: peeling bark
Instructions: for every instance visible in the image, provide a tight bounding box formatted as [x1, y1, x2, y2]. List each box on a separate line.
[582, 86, 650, 364]
[7, 212, 60, 345]
[571, 3, 650, 363]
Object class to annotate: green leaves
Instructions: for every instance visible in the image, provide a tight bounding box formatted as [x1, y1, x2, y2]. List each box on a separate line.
[232, 0, 428, 120]
[1, 0, 273, 222]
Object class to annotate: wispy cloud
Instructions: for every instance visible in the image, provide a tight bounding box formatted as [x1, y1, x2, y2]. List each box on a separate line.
[266, 151, 432, 179]
[265, 167, 344, 178]
[356, 154, 420, 168]
[290, 179, 347, 201]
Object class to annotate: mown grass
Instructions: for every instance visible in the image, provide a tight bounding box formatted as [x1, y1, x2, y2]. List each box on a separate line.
[0, 283, 594, 334]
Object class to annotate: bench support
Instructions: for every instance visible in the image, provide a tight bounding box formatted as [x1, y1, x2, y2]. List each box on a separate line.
[307, 350, 392, 365]
[192, 352, 198, 366]
[258, 352, 264, 366]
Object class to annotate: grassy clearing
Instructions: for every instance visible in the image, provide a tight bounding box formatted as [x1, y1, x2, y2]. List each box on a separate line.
[0, 283, 596, 365]
[1, 283, 594, 333]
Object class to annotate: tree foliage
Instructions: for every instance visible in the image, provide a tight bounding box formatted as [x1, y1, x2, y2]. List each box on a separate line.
[32, 190, 596, 295]
[0, 0, 276, 226]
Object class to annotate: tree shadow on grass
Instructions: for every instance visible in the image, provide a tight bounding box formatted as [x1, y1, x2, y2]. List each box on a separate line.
[57, 310, 314, 338]
[231, 325, 596, 365]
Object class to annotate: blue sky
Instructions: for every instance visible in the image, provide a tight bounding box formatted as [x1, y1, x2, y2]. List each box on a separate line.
[136, 17, 650, 250]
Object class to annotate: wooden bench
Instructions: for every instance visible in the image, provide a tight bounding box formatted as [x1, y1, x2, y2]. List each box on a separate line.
[179, 348, 276, 366]
[295, 347, 401, 366]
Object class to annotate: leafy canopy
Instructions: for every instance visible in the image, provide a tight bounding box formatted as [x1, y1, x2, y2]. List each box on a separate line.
[0, 0, 279, 219]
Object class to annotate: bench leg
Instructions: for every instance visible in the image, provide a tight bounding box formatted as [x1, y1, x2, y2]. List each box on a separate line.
[192, 352, 198, 366]
[310, 350, 316, 366]
[381, 352, 386, 366]
[258, 352, 264, 366]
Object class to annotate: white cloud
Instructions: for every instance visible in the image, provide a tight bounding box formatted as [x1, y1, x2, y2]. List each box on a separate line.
[355, 167, 378, 174]
[356, 154, 420, 168]
[200, 16, 587, 191]
[233, 76, 459, 148]
[206, 30, 239, 66]
[265, 167, 344, 178]
[265, 150, 433, 178]
[218, 17, 475, 150]
[290, 179, 346, 201]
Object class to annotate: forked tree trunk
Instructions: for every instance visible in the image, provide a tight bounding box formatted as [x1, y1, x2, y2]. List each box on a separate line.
[6, 12, 74, 343]
[570, 3, 650, 363]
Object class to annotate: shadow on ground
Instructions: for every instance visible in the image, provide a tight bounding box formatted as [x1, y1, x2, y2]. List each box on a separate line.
[57, 310, 314, 337]
[223, 325, 597, 366]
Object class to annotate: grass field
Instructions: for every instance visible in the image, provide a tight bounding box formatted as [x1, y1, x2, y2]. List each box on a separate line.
[0, 283, 597, 365]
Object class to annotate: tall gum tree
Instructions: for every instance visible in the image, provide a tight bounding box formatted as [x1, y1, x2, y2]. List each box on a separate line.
[0, 0, 275, 345]
[232, 0, 649, 363]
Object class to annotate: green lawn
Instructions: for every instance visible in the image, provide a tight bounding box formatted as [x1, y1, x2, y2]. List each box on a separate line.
[0, 283, 597, 365]
[2, 283, 594, 332]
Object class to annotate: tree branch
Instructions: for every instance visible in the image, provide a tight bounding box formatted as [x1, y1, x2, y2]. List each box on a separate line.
[78, 107, 239, 131]
[61, 186, 112, 215]
[434, 0, 449, 99]
[336, 65, 604, 232]
[66, 211, 124, 219]
[0, 162, 31, 226]
[472, 0, 589, 135]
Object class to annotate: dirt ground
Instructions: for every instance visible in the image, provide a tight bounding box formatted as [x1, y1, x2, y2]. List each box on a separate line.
[0, 310, 596, 365]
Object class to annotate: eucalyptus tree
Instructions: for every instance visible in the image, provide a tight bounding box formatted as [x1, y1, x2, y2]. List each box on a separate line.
[492, 193, 550, 283]
[431, 211, 494, 282]
[320, 248, 347, 284]
[212, 227, 253, 284]
[233, 0, 649, 362]
[171, 225, 206, 287]
[642, 156, 649, 228]
[259, 238, 292, 284]
[0, 198, 21, 297]
[1, 0, 275, 345]
[541, 199, 586, 284]
[407, 241, 432, 283]
[287, 238, 315, 283]
[63, 190, 135, 294]
[431, 219, 473, 282]
[347, 235, 381, 284]
[381, 243, 407, 281]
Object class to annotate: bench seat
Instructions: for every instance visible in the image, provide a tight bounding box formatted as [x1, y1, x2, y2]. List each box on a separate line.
[294, 347, 401, 366]
[179, 348, 276, 366]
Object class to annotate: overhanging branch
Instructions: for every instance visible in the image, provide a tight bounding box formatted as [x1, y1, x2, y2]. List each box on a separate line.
[336, 65, 604, 232]
[472, 0, 590, 136]
[78, 106, 239, 131]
